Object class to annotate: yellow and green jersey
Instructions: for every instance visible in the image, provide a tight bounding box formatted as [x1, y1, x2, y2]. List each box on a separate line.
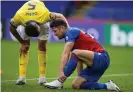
[10, 0, 51, 27]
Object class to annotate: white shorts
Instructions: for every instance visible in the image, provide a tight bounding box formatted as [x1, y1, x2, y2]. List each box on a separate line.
[17, 22, 50, 40]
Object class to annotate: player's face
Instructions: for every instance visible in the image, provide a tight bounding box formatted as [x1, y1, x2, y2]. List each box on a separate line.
[52, 27, 65, 39]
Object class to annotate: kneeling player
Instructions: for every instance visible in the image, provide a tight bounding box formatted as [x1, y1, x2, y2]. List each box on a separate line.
[45, 20, 121, 92]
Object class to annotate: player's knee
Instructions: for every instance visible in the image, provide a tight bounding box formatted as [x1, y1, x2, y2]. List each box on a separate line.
[20, 47, 29, 53]
[72, 81, 80, 89]
[20, 40, 30, 52]
[72, 49, 80, 56]
[38, 40, 47, 51]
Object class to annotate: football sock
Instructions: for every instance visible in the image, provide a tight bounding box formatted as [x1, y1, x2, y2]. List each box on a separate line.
[63, 53, 78, 77]
[80, 82, 107, 90]
[38, 50, 47, 77]
[19, 51, 29, 77]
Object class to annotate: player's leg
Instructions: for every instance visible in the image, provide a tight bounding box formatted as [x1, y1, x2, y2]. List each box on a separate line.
[45, 49, 99, 88]
[74, 50, 108, 90]
[38, 39, 47, 85]
[80, 81, 107, 90]
[72, 76, 87, 89]
[16, 25, 30, 85]
[44, 53, 78, 88]
[73, 76, 121, 91]
[45, 50, 92, 86]
[37, 23, 50, 85]
[72, 49, 94, 67]
[79, 75, 121, 91]
[72, 67, 107, 90]
[73, 51, 121, 91]
[72, 76, 106, 90]
[59, 49, 94, 80]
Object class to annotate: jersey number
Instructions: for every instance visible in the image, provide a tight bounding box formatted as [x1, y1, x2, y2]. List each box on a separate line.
[28, 3, 36, 10]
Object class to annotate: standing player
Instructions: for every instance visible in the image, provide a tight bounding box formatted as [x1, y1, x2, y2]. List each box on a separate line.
[10, 0, 69, 85]
[44, 20, 121, 92]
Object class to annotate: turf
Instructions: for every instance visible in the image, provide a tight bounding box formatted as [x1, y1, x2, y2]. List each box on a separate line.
[1, 40, 133, 92]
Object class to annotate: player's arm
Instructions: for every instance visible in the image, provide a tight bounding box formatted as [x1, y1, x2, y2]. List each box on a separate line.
[10, 20, 24, 43]
[49, 12, 70, 27]
[59, 42, 74, 74]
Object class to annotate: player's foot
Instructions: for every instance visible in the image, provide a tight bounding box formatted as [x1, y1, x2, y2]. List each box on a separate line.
[15, 76, 26, 85]
[44, 80, 63, 89]
[106, 80, 121, 92]
[38, 77, 47, 85]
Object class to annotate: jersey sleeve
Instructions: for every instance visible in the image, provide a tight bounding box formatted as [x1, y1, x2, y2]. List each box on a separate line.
[10, 13, 21, 28]
[43, 10, 53, 23]
[65, 28, 80, 43]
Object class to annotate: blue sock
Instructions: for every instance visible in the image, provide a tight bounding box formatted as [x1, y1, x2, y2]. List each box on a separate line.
[80, 82, 107, 90]
[63, 53, 78, 77]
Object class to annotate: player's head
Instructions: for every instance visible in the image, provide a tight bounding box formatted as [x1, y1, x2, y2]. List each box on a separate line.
[50, 19, 68, 39]
[25, 21, 40, 37]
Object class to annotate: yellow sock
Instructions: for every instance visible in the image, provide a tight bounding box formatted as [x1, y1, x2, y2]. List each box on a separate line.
[19, 51, 29, 77]
[38, 51, 47, 77]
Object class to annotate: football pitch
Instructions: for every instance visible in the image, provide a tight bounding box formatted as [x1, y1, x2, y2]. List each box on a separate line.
[1, 40, 133, 92]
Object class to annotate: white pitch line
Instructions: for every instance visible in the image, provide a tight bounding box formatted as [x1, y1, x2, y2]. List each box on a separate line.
[1, 73, 133, 82]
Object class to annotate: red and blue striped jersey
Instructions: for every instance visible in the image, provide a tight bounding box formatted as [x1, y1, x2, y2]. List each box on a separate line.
[64, 27, 105, 53]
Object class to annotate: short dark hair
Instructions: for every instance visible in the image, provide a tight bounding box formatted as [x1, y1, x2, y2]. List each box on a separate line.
[25, 21, 39, 37]
[50, 19, 67, 28]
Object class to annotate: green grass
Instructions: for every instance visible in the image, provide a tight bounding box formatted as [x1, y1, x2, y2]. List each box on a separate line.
[1, 40, 133, 92]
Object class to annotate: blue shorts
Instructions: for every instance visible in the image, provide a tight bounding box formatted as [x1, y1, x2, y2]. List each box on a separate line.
[78, 51, 110, 82]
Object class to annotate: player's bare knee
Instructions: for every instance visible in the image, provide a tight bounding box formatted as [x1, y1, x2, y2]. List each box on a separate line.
[72, 81, 80, 89]
[72, 49, 80, 56]
[38, 40, 47, 51]
[20, 41, 30, 52]
[20, 48, 29, 53]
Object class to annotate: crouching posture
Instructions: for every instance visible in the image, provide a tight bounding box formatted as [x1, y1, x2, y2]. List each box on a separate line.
[45, 19, 121, 92]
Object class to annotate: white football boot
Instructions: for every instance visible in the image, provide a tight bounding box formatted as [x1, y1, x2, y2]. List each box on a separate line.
[15, 76, 26, 85]
[106, 80, 121, 92]
[38, 76, 47, 85]
[44, 80, 63, 89]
